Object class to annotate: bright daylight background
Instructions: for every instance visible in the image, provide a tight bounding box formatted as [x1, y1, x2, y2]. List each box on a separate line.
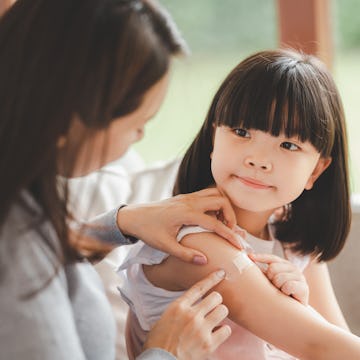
[134, 0, 360, 193]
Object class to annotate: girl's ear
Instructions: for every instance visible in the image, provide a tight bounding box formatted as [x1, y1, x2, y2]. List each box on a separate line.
[305, 157, 332, 190]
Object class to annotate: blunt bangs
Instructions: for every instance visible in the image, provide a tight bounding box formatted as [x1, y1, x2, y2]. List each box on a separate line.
[213, 50, 336, 157]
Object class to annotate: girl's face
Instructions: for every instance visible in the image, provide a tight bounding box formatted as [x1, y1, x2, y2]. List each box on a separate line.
[58, 72, 169, 177]
[211, 126, 331, 213]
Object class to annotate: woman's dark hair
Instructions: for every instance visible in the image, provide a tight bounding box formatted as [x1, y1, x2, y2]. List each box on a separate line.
[0, 0, 186, 263]
[174, 49, 350, 261]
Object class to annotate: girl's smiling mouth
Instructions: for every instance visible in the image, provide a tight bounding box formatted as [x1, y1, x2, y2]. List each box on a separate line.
[234, 176, 274, 190]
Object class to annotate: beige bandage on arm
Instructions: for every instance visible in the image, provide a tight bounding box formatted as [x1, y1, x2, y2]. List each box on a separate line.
[232, 251, 254, 272]
[222, 250, 255, 282]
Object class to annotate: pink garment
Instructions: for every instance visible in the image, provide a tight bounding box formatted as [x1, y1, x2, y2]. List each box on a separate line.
[213, 318, 295, 360]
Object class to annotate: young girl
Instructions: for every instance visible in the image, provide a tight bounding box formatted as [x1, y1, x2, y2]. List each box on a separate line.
[118, 49, 360, 359]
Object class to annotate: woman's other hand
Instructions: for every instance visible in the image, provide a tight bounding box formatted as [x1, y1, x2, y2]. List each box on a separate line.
[143, 270, 231, 359]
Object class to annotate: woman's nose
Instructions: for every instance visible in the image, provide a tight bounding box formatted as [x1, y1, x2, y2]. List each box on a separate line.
[244, 156, 272, 172]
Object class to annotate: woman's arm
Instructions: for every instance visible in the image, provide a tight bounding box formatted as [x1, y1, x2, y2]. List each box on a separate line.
[144, 232, 360, 360]
[83, 188, 240, 264]
[304, 260, 349, 330]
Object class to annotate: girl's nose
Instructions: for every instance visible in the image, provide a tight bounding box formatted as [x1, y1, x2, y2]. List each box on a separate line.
[244, 156, 272, 172]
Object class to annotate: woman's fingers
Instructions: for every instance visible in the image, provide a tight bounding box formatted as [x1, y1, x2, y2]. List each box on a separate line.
[157, 234, 209, 265]
[176, 188, 237, 230]
[116, 187, 239, 264]
[187, 213, 241, 249]
[144, 270, 229, 359]
[180, 270, 226, 306]
[204, 303, 229, 327]
[194, 291, 223, 316]
[211, 325, 232, 352]
[191, 187, 229, 199]
[191, 187, 220, 198]
[189, 191, 237, 230]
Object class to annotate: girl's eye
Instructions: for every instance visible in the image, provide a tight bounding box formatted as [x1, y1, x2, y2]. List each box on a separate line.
[233, 128, 250, 138]
[281, 141, 300, 151]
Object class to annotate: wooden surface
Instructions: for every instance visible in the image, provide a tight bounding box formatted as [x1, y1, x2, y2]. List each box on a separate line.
[277, 0, 333, 69]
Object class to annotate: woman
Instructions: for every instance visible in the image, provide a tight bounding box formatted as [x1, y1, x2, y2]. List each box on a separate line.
[0, 0, 237, 359]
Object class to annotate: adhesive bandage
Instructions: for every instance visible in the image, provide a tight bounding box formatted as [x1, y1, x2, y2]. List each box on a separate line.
[232, 250, 254, 274]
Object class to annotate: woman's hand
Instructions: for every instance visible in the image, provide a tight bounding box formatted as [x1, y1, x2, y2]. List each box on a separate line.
[117, 188, 240, 265]
[143, 270, 231, 359]
[249, 253, 309, 305]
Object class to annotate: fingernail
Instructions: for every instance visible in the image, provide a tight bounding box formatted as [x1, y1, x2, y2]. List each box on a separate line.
[216, 269, 226, 278]
[193, 255, 207, 265]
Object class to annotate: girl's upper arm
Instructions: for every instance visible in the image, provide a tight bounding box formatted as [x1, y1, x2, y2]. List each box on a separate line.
[304, 259, 349, 330]
[152, 232, 360, 360]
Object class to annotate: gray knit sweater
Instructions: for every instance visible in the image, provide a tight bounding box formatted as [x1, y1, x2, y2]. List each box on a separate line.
[0, 191, 175, 360]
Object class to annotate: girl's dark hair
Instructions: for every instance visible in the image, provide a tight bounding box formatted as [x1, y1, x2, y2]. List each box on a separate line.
[0, 0, 186, 262]
[174, 49, 350, 261]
